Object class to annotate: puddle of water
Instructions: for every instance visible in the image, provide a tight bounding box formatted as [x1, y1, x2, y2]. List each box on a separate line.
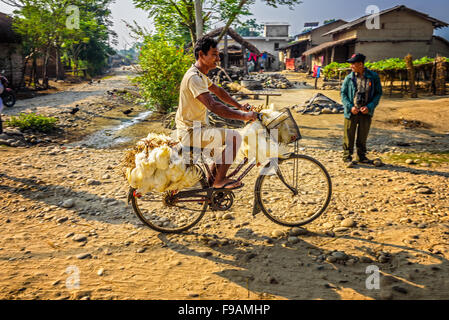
[71, 109, 154, 149]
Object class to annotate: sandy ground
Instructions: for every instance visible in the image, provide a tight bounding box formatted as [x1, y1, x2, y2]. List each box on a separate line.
[0, 70, 449, 300]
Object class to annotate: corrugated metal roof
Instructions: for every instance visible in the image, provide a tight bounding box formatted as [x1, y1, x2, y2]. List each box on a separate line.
[263, 22, 290, 26]
[302, 38, 356, 56]
[294, 19, 347, 38]
[323, 5, 449, 37]
[279, 39, 309, 51]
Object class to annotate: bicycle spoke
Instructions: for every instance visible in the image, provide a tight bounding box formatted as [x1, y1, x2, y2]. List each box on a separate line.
[257, 155, 331, 226]
[130, 167, 208, 233]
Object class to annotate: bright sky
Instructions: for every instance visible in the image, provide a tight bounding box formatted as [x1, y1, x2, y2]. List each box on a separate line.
[1, 0, 448, 49]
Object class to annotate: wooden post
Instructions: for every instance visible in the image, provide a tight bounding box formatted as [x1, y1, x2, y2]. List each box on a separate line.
[331, 46, 335, 63]
[242, 46, 248, 75]
[389, 73, 393, 97]
[435, 56, 446, 96]
[223, 33, 228, 69]
[429, 61, 436, 94]
[338, 70, 342, 90]
[405, 54, 417, 98]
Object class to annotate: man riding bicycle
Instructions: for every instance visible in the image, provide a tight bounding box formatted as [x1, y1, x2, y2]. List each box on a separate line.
[175, 36, 258, 189]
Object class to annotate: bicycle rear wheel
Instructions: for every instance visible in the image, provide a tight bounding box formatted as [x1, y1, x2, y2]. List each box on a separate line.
[255, 154, 332, 227]
[129, 167, 209, 233]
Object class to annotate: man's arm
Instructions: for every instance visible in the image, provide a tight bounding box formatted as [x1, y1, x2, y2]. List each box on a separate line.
[341, 77, 354, 114]
[196, 92, 255, 122]
[367, 74, 383, 113]
[209, 83, 249, 111]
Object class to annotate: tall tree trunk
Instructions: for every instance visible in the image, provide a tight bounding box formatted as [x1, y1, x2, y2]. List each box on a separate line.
[20, 58, 28, 89]
[55, 45, 64, 80]
[194, 0, 203, 39]
[42, 47, 50, 89]
[32, 56, 38, 87]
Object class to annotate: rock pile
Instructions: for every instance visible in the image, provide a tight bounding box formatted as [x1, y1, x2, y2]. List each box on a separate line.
[244, 73, 295, 89]
[0, 128, 46, 147]
[295, 93, 344, 115]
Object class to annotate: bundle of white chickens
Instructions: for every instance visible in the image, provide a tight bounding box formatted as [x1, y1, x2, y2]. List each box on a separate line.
[123, 105, 298, 193]
[123, 133, 202, 194]
[237, 104, 298, 165]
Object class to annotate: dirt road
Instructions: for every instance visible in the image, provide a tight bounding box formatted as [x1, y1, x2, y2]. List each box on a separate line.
[1, 71, 448, 300]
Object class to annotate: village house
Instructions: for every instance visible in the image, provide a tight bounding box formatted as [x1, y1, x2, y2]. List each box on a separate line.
[278, 19, 347, 71]
[302, 5, 449, 70]
[218, 22, 293, 70]
[0, 12, 23, 87]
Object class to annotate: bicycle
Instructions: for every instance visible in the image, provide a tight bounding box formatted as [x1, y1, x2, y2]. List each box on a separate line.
[128, 108, 332, 233]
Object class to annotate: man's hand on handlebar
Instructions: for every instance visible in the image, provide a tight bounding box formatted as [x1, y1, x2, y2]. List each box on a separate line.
[243, 111, 259, 122]
[239, 103, 252, 111]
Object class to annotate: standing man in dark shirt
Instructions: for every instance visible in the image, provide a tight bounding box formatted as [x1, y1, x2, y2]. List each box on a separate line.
[341, 53, 383, 165]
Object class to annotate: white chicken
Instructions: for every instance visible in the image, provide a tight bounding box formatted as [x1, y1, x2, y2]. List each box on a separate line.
[125, 133, 203, 193]
[237, 105, 292, 164]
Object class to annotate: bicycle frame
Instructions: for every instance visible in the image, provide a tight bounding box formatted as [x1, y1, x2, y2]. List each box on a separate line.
[165, 142, 302, 207]
[169, 156, 258, 204]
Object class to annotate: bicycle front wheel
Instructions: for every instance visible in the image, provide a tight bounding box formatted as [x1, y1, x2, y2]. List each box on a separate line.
[255, 154, 332, 227]
[129, 168, 209, 233]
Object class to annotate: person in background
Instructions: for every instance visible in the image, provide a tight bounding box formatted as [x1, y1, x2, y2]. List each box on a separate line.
[341, 53, 383, 165]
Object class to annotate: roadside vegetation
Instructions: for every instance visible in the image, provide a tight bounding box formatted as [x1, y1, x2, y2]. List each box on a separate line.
[323, 57, 449, 78]
[6, 113, 58, 133]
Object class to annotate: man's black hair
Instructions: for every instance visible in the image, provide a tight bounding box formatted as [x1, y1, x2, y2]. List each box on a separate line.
[194, 36, 218, 60]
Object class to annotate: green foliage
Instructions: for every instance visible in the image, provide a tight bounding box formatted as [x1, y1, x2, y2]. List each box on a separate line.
[323, 56, 448, 78]
[412, 56, 434, 65]
[11, 0, 116, 79]
[133, 0, 303, 43]
[6, 113, 58, 133]
[323, 62, 350, 78]
[132, 35, 194, 113]
[235, 18, 263, 37]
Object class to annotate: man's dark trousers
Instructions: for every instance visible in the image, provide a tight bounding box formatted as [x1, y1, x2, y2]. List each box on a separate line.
[343, 113, 372, 160]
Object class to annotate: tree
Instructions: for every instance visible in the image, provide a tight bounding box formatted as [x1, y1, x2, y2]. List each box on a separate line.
[5, 0, 117, 85]
[133, 0, 303, 44]
[132, 34, 194, 113]
[235, 18, 263, 37]
[9, 0, 64, 87]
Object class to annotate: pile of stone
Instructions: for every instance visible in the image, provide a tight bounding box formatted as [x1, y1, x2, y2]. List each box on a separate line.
[244, 73, 294, 89]
[0, 127, 46, 147]
[295, 93, 344, 115]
